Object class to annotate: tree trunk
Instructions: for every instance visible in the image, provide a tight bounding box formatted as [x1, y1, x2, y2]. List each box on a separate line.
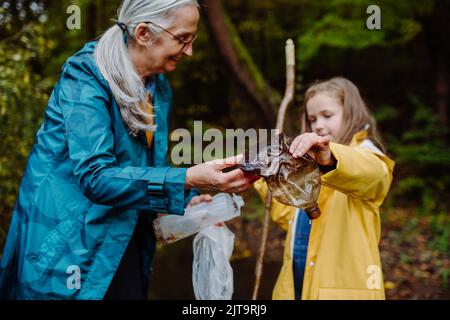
[421, 0, 450, 131]
[86, 0, 98, 40]
[435, 55, 448, 127]
[201, 0, 277, 127]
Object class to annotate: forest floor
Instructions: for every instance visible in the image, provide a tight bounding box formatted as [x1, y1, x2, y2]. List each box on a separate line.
[150, 191, 449, 300]
[229, 191, 449, 300]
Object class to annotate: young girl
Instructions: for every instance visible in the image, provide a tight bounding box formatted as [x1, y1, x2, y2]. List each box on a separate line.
[254, 77, 395, 300]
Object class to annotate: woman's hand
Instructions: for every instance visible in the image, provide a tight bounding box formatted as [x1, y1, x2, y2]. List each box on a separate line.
[187, 194, 225, 227]
[186, 154, 260, 193]
[186, 194, 213, 208]
[289, 132, 335, 166]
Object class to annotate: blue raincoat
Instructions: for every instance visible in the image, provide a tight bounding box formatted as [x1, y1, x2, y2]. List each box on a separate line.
[0, 41, 198, 299]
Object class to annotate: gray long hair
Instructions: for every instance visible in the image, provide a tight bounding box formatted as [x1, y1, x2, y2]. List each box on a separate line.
[94, 0, 199, 136]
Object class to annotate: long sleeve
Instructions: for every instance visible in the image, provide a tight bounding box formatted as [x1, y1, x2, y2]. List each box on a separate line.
[57, 59, 188, 215]
[321, 142, 395, 205]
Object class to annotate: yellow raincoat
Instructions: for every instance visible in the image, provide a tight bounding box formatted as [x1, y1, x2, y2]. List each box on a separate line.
[254, 131, 395, 300]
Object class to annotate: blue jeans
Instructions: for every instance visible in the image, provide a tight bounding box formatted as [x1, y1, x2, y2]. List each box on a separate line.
[292, 209, 311, 300]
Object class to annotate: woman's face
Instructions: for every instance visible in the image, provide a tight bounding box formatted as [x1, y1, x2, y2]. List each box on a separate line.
[305, 92, 344, 142]
[132, 5, 200, 76]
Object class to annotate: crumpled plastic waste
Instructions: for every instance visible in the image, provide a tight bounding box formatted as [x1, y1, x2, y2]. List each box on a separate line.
[239, 133, 321, 219]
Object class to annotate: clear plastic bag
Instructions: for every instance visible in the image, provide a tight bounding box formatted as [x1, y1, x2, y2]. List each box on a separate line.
[192, 224, 234, 300]
[239, 133, 321, 219]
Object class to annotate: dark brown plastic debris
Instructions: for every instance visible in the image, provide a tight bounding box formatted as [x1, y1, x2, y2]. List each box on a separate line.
[239, 134, 321, 219]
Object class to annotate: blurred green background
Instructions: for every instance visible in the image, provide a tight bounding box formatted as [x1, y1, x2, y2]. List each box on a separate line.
[0, 0, 449, 299]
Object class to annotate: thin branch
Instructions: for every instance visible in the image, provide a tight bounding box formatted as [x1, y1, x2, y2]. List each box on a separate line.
[252, 39, 295, 300]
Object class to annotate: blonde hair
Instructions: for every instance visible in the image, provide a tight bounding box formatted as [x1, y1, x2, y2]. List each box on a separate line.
[300, 77, 385, 152]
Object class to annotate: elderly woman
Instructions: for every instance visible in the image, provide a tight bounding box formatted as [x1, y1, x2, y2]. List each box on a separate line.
[0, 0, 256, 299]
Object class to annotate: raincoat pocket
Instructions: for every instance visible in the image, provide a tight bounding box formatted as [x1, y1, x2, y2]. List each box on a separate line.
[27, 210, 84, 282]
[318, 287, 383, 300]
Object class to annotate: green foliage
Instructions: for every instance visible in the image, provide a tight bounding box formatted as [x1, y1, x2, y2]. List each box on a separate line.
[383, 96, 450, 214]
[430, 214, 450, 254]
[295, 0, 431, 68]
[0, 22, 53, 246]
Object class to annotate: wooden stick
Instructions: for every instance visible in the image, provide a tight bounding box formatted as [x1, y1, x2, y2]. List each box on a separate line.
[252, 39, 296, 300]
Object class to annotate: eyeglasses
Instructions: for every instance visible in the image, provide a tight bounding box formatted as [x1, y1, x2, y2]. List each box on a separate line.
[146, 21, 197, 54]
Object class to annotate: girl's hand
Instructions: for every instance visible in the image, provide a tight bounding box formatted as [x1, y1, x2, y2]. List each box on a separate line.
[186, 194, 213, 208]
[289, 132, 335, 166]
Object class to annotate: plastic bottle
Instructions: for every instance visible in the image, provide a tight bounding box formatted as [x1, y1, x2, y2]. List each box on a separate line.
[239, 133, 322, 219]
[153, 193, 244, 245]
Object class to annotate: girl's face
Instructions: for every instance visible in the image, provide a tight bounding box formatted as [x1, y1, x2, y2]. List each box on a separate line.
[306, 93, 343, 142]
